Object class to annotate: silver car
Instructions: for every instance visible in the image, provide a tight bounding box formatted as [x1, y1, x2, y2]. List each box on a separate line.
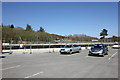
[60, 44, 81, 54]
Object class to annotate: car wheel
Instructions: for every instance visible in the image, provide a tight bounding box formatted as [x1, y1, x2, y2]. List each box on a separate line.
[101, 53, 104, 57]
[9, 52, 12, 54]
[60, 52, 63, 54]
[77, 50, 80, 53]
[88, 54, 91, 56]
[106, 52, 108, 55]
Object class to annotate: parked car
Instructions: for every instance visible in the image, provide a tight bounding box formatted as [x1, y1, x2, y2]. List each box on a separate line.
[88, 44, 108, 57]
[112, 44, 120, 49]
[60, 44, 81, 54]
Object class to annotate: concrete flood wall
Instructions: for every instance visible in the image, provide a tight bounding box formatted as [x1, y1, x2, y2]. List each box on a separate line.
[2, 44, 93, 50]
[2, 47, 91, 54]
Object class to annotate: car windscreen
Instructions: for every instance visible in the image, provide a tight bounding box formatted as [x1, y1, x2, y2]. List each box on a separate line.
[114, 44, 118, 45]
[64, 45, 72, 48]
[92, 45, 103, 48]
[73, 45, 79, 47]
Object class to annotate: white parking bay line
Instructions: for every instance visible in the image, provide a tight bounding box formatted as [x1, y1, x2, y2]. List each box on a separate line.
[0, 65, 21, 70]
[24, 72, 43, 78]
[60, 54, 80, 56]
[60, 55, 72, 56]
[85, 56, 103, 58]
[108, 52, 118, 60]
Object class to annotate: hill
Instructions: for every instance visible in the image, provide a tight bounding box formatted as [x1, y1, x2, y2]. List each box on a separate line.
[2, 25, 98, 44]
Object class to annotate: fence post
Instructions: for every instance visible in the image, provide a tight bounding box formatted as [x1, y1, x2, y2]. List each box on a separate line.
[0, 40, 2, 54]
[49, 42, 51, 53]
[30, 42, 32, 54]
[9, 38, 13, 54]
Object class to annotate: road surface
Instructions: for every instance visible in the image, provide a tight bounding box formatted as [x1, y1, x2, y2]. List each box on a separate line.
[1, 48, 118, 78]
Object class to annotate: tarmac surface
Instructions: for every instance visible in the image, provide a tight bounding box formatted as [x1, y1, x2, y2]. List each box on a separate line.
[1, 48, 118, 78]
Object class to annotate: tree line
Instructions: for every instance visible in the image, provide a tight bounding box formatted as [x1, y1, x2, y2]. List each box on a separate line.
[2, 24, 65, 43]
[1, 24, 119, 43]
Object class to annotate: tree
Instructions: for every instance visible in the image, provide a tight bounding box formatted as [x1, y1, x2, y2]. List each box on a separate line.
[100, 29, 108, 39]
[39, 27, 45, 32]
[26, 24, 32, 31]
[111, 36, 117, 42]
[10, 24, 14, 28]
[1, 23, 3, 27]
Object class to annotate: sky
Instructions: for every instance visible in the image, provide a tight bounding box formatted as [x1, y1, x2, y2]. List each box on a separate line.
[2, 2, 118, 38]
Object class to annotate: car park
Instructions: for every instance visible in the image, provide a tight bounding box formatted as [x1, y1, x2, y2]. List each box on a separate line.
[88, 44, 108, 57]
[60, 44, 81, 54]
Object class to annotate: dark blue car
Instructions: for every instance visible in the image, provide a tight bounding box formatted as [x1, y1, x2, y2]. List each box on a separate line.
[88, 44, 108, 57]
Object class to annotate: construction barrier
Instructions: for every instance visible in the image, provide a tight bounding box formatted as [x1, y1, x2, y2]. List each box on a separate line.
[22, 49, 28, 54]
[52, 48, 54, 52]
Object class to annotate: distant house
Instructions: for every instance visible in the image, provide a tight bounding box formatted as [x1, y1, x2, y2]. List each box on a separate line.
[92, 39, 98, 42]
